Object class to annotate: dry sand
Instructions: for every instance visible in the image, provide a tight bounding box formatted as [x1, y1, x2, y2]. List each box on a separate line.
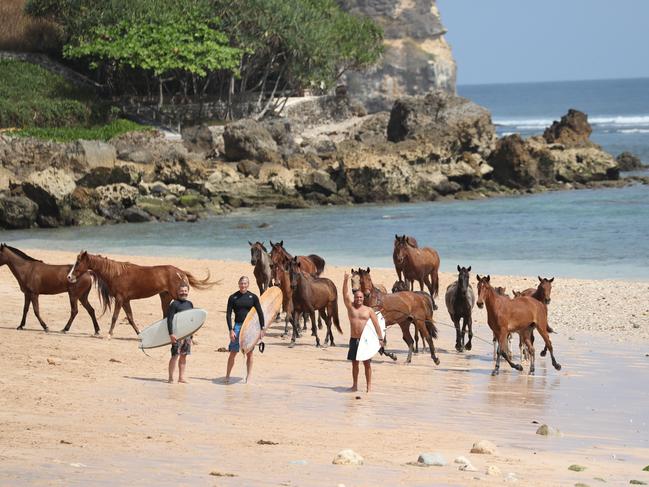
[1, 249, 648, 486]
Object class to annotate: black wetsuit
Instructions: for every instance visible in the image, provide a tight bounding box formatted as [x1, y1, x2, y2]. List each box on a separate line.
[167, 299, 194, 334]
[226, 291, 264, 330]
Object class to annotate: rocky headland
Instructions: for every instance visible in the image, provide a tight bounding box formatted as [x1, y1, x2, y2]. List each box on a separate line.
[1, 92, 642, 230]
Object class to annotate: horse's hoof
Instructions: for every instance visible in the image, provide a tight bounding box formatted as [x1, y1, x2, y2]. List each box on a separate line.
[16, 325, 24, 330]
[554, 363, 562, 371]
[288, 341, 296, 348]
[433, 304, 438, 311]
[455, 345, 463, 353]
[60, 328, 68, 334]
[318, 324, 323, 330]
[528, 369, 535, 376]
[94, 332, 101, 337]
[43, 327, 49, 333]
[433, 357, 440, 365]
[540, 350, 547, 357]
[491, 370, 499, 376]
[515, 364, 524, 371]
[465, 343, 472, 351]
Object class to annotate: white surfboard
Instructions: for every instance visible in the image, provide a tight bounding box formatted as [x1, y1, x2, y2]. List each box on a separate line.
[239, 287, 283, 354]
[138, 309, 208, 350]
[355, 311, 387, 361]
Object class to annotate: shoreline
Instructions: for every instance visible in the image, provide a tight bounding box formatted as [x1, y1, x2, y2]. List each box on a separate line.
[1, 250, 648, 486]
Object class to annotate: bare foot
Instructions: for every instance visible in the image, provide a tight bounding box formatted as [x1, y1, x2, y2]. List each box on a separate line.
[349, 386, 358, 392]
[178, 379, 188, 383]
[224, 377, 230, 384]
[167, 378, 174, 383]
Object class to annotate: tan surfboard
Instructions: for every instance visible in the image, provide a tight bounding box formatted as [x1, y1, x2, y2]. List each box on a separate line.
[238, 287, 283, 354]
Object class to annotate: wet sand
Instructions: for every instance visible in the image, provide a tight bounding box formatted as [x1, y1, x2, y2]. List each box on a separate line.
[1, 250, 648, 486]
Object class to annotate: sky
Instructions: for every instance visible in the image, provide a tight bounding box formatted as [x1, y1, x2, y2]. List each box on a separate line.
[438, 0, 649, 85]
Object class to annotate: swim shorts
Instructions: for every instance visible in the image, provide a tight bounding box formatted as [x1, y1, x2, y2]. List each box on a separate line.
[170, 336, 192, 356]
[228, 323, 242, 352]
[347, 337, 361, 361]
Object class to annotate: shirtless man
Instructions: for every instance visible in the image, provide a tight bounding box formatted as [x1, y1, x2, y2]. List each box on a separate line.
[343, 272, 384, 393]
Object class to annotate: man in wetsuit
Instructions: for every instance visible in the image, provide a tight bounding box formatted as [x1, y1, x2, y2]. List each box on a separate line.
[343, 272, 384, 393]
[225, 276, 264, 384]
[168, 283, 193, 383]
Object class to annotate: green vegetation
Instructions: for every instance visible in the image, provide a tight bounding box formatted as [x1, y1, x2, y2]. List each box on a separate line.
[13, 119, 151, 142]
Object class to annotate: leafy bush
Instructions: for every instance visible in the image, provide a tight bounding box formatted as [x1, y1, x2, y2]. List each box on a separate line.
[13, 119, 152, 142]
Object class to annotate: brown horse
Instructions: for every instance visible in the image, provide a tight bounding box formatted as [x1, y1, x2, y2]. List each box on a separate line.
[515, 276, 555, 357]
[67, 251, 217, 336]
[271, 261, 311, 336]
[249, 241, 273, 294]
[393, 235, 440, 310]
[393, 234, 417, 287]
[476, 275, 561, 375]
[286, 258, 341, 347]
[0, 244, 100, 334]
[269, 240, 325, 277]
[357, 268, 439, 364]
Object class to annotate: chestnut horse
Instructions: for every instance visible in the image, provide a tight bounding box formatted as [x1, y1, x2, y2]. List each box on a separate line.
[476, 275, 561, 375]
[357, 268, 439, 364]
[67, 251, 217, 336]
[445, 265, 475, 352]
[514, 277, 555, 357]
[269, 240, 325, 277]
[0, 244, 100, 334]
[393, 234, 417, 287]
[393, 235, 440, 310]
[249, 241, 273, 294]
[287, 258, 341, 347]
[271, 261, 310, 336]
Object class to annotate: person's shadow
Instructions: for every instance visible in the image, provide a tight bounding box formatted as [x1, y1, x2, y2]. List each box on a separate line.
[193, 376, 244, 385]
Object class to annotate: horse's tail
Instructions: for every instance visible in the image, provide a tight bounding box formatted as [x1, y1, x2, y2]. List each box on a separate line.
[332, 299, 343, 334]
[432, 269, 439, 298]
[307, 254, 325, 276]
[92, 273, 113, 316]
[184, 270, 220, 290]
[425, 319, 438, 340]
[548, 325, 555, 334]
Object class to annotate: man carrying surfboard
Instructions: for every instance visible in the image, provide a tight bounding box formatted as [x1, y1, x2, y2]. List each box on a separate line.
[343, 273, 384, 393]
[225, 276, 264, 384]
[168, 283, 193, 383]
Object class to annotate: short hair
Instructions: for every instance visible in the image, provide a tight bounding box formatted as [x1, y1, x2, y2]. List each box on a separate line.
[178, 282, 189, 291]
[238, 276, 249, 284]
[353, 289, 364, 297]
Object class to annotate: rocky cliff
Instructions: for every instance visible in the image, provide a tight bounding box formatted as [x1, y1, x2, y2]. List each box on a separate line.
[338, 0, 456, 110]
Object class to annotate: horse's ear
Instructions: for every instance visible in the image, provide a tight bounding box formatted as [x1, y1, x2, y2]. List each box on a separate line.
[366, 267, 370, 273]
[549, 277, 554, 283]
[486, 275, 490, 282]
[270, 240, 274, 247]
[467, 266, 471, 272]
[457, 264, 461, 272]
[284, 264, 289, 272]
[538, 276, 542, 282]
[279, 240, 283, 246]
[394, 234, 398, 240]
[248, 241, 253, 246]
[476, 274, 481, 281]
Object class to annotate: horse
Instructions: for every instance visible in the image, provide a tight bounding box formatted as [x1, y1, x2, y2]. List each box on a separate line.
[249, 241, 273, 294]
[67, 251, 217, 336]
[393, 235, 440, 310]
[357, 268, 439, 365]
[515, 276, 555, 357]
[269, 240, 325, 277]
[476, 275, 561, 375]
[271, 260, 310, 336]
[0, 244, 100, 334]
[391, 280, 409, 293]
[387, 275, 431, 353]
[286, 258, 341, 347]
[445, 265, 475, 352]
[393, 234, 417, 286]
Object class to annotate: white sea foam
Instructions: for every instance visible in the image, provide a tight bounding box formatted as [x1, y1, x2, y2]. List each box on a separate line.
[494, 114, 649, 130]
[618, 128, 649, 134]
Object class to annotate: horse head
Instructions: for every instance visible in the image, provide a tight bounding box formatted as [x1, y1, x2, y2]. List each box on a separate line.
[287, 256, 301, 290]
[394, 238, 408, 265]
[249, 241, 265, 266]
[0, 243, 7, 265]
[495, 286, 508, 296]
[537, 276, 554, 304]
[512, 289, 522, 297]
[457, 265, 471, 294]
[67, 251, 89, 283]
[476, 274, 491, 309]
[391, 280, 408, 293]
[357, 267, 374, 298]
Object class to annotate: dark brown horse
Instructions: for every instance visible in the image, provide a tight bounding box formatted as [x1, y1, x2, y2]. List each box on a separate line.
[393, 235, 440, 310]
[269, 240, 325, 277]
[357, 268, 439, 364]
[67, 251, 217, 336]
[393, 234, 417, 287]
[476, 275, 561, 375]
[249, 241, 273, 294]
[271, 260, 310, 336]
[0, 244, 100, 334]
[445, 265, 475, 352]
[515, 276, 555, 357]
[286, 258, 341, 347]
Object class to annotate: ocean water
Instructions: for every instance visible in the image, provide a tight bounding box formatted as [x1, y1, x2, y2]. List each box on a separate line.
[459, 77, 649, 162]
[3, 185, 649, 280]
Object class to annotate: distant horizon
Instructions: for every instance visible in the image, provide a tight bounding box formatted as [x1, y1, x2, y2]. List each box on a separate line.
[457, 75, 649, 88]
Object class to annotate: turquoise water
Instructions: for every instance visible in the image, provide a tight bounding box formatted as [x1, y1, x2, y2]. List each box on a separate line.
[3, 184, 648, 280]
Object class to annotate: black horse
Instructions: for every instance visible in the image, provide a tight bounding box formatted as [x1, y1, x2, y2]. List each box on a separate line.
[445, 265, 475, 352]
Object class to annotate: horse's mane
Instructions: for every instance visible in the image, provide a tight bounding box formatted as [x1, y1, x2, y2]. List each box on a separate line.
[2, 245, 42, 262]
[88, 253, 134, 279]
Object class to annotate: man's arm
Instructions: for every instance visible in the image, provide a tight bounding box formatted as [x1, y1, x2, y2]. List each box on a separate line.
[167, 301, 177, 342]
[226, 295, 234, 331]
[253, 294, 265, 329]
[342, 273, 352, 311]
[369, 309, 384, 343]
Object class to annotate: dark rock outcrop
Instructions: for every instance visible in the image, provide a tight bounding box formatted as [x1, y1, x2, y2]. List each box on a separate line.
[543, 109, 592, 146]
[488, 134, 554, 188]
[0, 194, 38, 229]
[223, 119, 280, 163]
[616, 151, 643, 171]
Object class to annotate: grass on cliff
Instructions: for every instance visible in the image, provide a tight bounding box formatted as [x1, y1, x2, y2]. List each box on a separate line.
[0, 59, 151, 141]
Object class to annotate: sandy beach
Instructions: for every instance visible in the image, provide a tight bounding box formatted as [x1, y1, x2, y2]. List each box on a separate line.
[1, 249, 648, 486]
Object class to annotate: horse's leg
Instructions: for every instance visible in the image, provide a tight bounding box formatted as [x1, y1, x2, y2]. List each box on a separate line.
[536, 324, 561, 370]
[418, 319, 440, 365]
[30, 294, 49, 331]
[453, 314, 463, 352]
[17, 293, 30, 330]
[79, 287, 100, 335]
[465, 314, 473, 351]
[413, 324, 419, 353]
[324, 307, 334, 346]
[61, 292, 79, 333]
[401, 324, 415, 363]
[523, 329, 535, 375]
[492, 335, 497, 361]
[288, 310, 299, 347]
[317, 310, 323, 330]
[498, 329, 523, 372]
[309, 310, 320, 347]
[538, 333, 548, 357]
[423, 274, 437, 310]
[122, 301, 140, 335]
[108, 298, 123, 336]
[159, 292, 172, 318]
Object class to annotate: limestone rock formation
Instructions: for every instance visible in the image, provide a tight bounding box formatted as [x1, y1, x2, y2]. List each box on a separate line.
[222, 119, 280, 163]
[543, 109, 592, 146]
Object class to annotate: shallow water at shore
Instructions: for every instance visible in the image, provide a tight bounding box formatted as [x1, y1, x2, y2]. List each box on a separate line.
[3, 184, 649, 280]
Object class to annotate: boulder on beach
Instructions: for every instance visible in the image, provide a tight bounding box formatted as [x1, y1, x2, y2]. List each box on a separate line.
[470, 440, 497, 455]
[332, 449, 364, 465]
[616, 151, 643, 171]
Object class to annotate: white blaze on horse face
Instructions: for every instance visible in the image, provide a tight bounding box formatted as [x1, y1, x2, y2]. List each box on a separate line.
[67, 261, 78, 283]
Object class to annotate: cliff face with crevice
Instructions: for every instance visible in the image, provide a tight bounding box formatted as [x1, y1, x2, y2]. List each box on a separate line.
[338, 0, 456, 111]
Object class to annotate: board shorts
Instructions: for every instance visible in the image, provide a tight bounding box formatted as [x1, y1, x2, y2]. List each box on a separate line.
[228, 323, 242, 352]
[171, 336, 192, 356]
[347, 338, 361, 361]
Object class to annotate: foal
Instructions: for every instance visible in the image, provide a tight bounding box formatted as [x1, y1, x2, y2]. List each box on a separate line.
[445, 265, 475, 352]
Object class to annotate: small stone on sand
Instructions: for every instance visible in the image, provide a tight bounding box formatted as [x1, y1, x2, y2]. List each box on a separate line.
[47, 357, 61, 365]
[332, 449, 364, 465]
[417, 453, 447, 466]
[471, 440, 497, 454]
[257, 439, 278, 445]
[630, 481, 647, 485]
[536, 424, 563, 437]
[568, 464, 587, 472]
[209, 471, 236, 477]
[486, 465, 501, 476]
[60, 439, 72, 444]
[454, 456, 471, 465]
[109, 358, 122, 363]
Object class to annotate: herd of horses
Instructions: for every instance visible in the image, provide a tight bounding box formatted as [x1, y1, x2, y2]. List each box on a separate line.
[0, 235, 561, 375]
